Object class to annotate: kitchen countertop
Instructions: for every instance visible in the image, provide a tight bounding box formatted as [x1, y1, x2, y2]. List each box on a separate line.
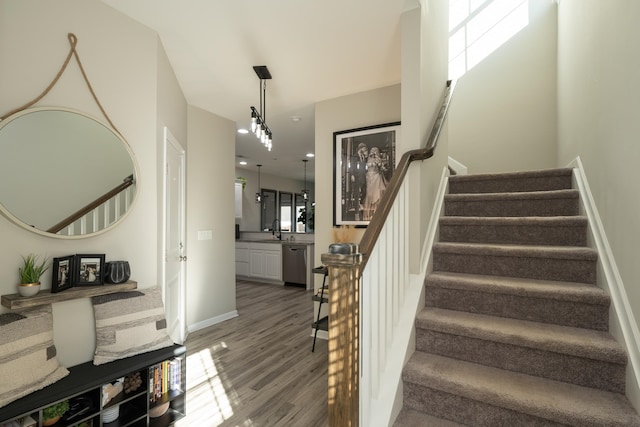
[236, 239, 314, 246]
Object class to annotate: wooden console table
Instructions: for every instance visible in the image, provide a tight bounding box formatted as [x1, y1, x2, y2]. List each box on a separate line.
[1, 281, 137, 310]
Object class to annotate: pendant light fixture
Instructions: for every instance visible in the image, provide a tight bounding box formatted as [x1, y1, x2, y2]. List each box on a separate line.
[255, 164, 262, 203]
[250, 65, 273, 151]
[302, 159, 309, 201]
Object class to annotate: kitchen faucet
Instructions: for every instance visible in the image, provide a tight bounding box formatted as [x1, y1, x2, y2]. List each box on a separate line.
[272, 219, 282, 240]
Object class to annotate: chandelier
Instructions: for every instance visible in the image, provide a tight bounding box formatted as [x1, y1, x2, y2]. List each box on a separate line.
[255, 164, 262, 203]
[302, 159, 309, 201]
[250, 65, 273, 151]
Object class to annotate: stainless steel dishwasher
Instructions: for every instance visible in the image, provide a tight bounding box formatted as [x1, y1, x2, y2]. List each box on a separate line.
[282, 244, 307, 286]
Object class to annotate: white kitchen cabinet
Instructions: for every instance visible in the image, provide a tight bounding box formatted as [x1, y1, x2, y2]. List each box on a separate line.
[249, 244, 282, 281]
[263, 250, 282, 280]
[236, 242, 282, 282]
[235, 242, 249, 276]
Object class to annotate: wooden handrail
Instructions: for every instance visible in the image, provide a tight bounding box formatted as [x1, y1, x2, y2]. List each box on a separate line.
[46, 174, 135, 233]
[322, 247, 362, 427]
[322, 80, 456, 427]
[358, 79, 456, 271]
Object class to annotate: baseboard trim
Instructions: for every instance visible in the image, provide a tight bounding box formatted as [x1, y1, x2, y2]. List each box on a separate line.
[447, 156, 468, 175]
[310, 329, 328, 341]
[569, 156, 640, 410]
[420, 166, 449, 276]
[236, 275, 284, 286]
[187, 310, 239, 334]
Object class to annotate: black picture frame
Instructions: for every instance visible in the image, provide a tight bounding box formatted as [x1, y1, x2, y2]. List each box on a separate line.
[51, 255, 74, 293]
[74, 254, 106, 286]
[333, 122, 400, 227]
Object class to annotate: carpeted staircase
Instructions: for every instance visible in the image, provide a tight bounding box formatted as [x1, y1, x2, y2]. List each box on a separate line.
[394, 168, 640, 426]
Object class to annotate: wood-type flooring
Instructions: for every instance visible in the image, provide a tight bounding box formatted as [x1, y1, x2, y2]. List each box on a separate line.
[175, 279, 328, 427]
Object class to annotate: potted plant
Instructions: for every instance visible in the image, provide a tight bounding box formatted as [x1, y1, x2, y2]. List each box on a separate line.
[236, 176, 247, 189]
[42, 400, 69, 426]
[17, 254, 49, 297]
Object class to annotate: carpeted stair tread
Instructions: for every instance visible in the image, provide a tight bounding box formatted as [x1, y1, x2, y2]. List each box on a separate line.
[433, 242, 597, 284]
[403, 353, 640, 427]
[425, 272, 609, 330]
[425, 272, 608, 305]
[439, 216, 587, 246]
[439, 215, 587, 227]
[449, 167, 573, 182]
[444, 189, 579, 217]
[445, 189, 578, 202]
[416, 308, 626, 392]
[394, 408, 466, 427]
[433, 242, 597, 260]
[449, 168, 573, 194]
[417, 308, 626, 364]
[398, 166, 640, 423]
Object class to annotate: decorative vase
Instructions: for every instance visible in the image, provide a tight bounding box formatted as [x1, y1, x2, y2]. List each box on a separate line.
[102, 405, 120, 423]
[104, 261, 131, 284]
[18, 282, 41, 297]
[149, 401, 170, 418]
[42, 415, 61, 426]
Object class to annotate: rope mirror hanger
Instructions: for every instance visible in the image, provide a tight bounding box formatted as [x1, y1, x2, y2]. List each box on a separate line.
[0, 33, 126, 145]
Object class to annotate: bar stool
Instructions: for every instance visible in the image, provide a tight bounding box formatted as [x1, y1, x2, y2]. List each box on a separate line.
[311, 266, 328, 352]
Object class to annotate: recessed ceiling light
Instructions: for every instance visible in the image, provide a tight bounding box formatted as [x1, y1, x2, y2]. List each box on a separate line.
[237, 128, 249, 134]
[306, 153, 315, 158]
[291, 115, 302, 122]
[239, 161, 247, 165]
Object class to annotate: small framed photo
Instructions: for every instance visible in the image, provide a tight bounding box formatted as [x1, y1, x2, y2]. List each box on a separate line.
[51, 255, 74, 293]
[74, 254, 106, 286]
[333, 122, 399, 227]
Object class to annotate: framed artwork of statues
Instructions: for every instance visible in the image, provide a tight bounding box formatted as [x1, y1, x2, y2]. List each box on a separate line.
[333, 122, 399, 227]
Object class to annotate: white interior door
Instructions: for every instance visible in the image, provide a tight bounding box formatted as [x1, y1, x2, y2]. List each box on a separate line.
[163, 127, 186, 344]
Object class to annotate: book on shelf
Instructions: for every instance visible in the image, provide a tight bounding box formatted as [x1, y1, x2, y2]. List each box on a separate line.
[149, 357, 182, 403]
[0, 415, 36, 427]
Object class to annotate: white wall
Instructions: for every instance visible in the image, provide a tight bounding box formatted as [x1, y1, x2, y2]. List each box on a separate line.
[448, 0, 558, 174]
[313, 84, 401, 284]
[403, 0, 450, 271]
[0, 0, 161, 366]
[155, 40, 188, 298]
[312, 0, 449, 278]
[186, 106, 237, 329]
[557, 0, 640, 359]
[0, 0, 237, 366]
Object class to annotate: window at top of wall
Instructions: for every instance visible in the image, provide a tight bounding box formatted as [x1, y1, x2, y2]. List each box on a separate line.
[449, 0, 530, 79]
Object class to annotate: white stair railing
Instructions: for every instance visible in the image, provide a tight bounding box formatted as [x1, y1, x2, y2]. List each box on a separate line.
[321, 81, 456, 427]
[360, 178, 411, 426]
[59, 187, 133, 236]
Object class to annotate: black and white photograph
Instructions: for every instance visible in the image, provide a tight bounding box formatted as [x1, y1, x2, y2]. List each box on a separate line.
[74, 254, 105, 286]
[51, 255, 74, 293]
[333, 122, 399, 226]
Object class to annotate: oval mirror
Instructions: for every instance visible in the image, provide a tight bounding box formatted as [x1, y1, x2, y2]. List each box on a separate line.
[0, 107, 138, 238]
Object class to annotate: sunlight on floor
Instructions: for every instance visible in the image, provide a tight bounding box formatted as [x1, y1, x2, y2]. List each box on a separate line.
[449, 0, 529, 79]
[175, 344, 245, 427]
